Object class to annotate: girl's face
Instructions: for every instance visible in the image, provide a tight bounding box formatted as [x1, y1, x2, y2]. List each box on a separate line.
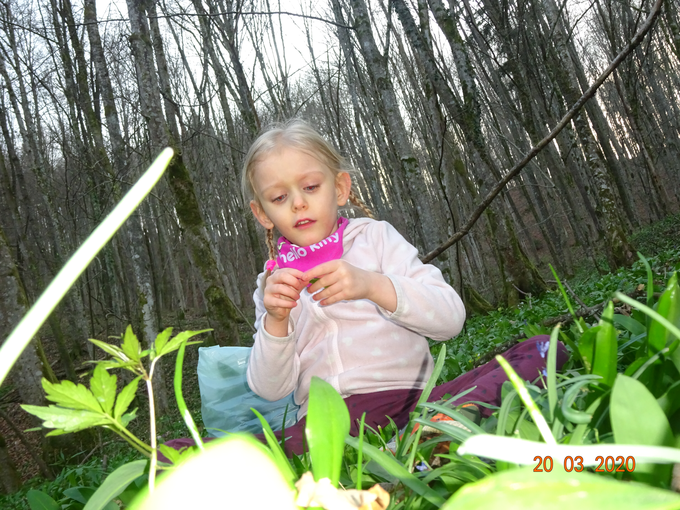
[249, 146, 352, 247]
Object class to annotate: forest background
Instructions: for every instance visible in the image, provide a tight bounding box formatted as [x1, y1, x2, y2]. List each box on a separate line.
[0, 0, 679, 495]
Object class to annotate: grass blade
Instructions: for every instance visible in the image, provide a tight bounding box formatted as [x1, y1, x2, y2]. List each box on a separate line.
[345, 436, 446, 507]
[496, 355, 555, 445]
[251, 408, 297, 488]
[547, 325, 560, 423]
[0, 148, 173, 387]
[173, 339, 203, 451]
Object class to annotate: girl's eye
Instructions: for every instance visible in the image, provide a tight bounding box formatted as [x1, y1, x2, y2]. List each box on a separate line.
[304, 185, 319, 192]
[272, 195, 285, 203]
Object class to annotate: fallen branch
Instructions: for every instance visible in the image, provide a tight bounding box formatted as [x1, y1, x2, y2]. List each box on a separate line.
[422, 0, 664, 264]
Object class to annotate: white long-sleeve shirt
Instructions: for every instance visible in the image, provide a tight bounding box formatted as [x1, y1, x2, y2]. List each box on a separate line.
[246, 218, 466, 419]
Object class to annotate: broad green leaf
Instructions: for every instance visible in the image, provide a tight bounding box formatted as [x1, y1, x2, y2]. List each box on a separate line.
[90, 365, 116, 415]
[578, 326, 599, 373]
[442, 465, 680, 510]
[592, 302, 617, 387]
[648, 272, 680, 354]
[121, 325, 141, 362]
[613, 314, 646, 336]
[611, 374, 674, 483]
[345, 436, 446, 507]
[26, 490, 60, 510]
[305, 376, 350, 487]
[657, 380, 680, 417]
[21, 404, 109, 433]
[120, 409, 138, 427]
[84, 460, 147, 510]
[41, 378, 101, 412]
[252, 408, 297, 488]
[153, 328, 173, 357]
[64, 486, 95, 504]
[114, 376, 141, 422]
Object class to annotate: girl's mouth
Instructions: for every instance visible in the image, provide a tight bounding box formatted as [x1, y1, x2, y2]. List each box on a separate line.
[295, 219, 315, 228]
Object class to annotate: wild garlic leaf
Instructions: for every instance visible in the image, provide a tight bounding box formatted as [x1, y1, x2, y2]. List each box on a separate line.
[90, 364, 117, 415]
[42, 378, 101, 412]
[121, 325, 141, 362]
[114, 376, 142, 422]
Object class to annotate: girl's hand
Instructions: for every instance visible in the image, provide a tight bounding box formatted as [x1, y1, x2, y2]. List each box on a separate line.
[263, 268, 305, 334]
[303, 261, 397, 311]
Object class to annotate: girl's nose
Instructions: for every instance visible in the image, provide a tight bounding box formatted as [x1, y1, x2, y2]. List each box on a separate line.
[291, 193, 307, 211]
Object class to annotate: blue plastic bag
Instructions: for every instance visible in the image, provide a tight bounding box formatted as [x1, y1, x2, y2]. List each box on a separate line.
[197, 345, 298, 437]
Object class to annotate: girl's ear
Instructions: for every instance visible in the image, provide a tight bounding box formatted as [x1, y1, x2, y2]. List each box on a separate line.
[335, 172, 352, 206]
[250, 200, 274, 229]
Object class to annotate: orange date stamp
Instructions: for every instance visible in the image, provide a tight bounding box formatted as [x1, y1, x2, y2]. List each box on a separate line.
[533, 455, 636, 473]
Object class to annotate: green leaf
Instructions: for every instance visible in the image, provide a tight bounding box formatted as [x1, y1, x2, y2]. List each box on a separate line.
[83, 460, 148, 510]
[611, 374, 674, 483]
[305, 377, 350, 487]
[158, 444, 181, 465]
[657, 380, 680, 417]
[41, 378, 101, 412]
[156, 329, 210, 359]
[91, 365, 117, 415]
[345, 436, 446, 507]
[153, 328, 173, 357]
[613, 314, 646, 336]
[0, 148, 173, 390]
[547, 325, 559, 423]
[26, 490, 60, 510]
[442, 465, 680, 510]
[648, 272, 680, 354]
[578, 326, 599, 373]
[114, 376, 141, 422]
[64, 486, 95, 504]
[21, 404, 109, 433]
[416, 402, 486, 435]
[89, 338, 130, 363]
[121, 325, 141, 362]
[251, 408, 297, 488]
[592, 302, 617, 387]
[174, 339, 203, 450]
[561, 377, 599, 425]
[496, 355, 555, 444]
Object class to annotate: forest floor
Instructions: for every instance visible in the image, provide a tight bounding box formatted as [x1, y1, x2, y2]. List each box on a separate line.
[1, 212, 678, 502]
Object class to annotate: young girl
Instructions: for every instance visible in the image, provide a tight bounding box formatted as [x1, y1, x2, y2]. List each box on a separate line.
[241, 119, 568, 455]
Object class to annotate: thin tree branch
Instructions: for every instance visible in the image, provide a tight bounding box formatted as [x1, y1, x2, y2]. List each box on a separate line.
[421, 0, 664, 264]
[66, 11, 354, 30]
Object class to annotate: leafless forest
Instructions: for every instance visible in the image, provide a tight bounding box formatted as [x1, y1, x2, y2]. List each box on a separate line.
[0, 0, 679, 441]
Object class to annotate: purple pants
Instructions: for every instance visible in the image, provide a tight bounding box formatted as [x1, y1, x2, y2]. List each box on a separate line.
[161, 335, 567, 458]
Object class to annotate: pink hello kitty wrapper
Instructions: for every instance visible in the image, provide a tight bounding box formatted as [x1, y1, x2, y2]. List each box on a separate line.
[272, 218, 349, 284]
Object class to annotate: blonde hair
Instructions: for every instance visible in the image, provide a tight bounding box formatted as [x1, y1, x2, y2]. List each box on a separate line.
[241, 119, 374, 271]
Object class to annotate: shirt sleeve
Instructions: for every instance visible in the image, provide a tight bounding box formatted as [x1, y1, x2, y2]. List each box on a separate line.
[371, 221, 466, 341]
[246, 271, 300, 401]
